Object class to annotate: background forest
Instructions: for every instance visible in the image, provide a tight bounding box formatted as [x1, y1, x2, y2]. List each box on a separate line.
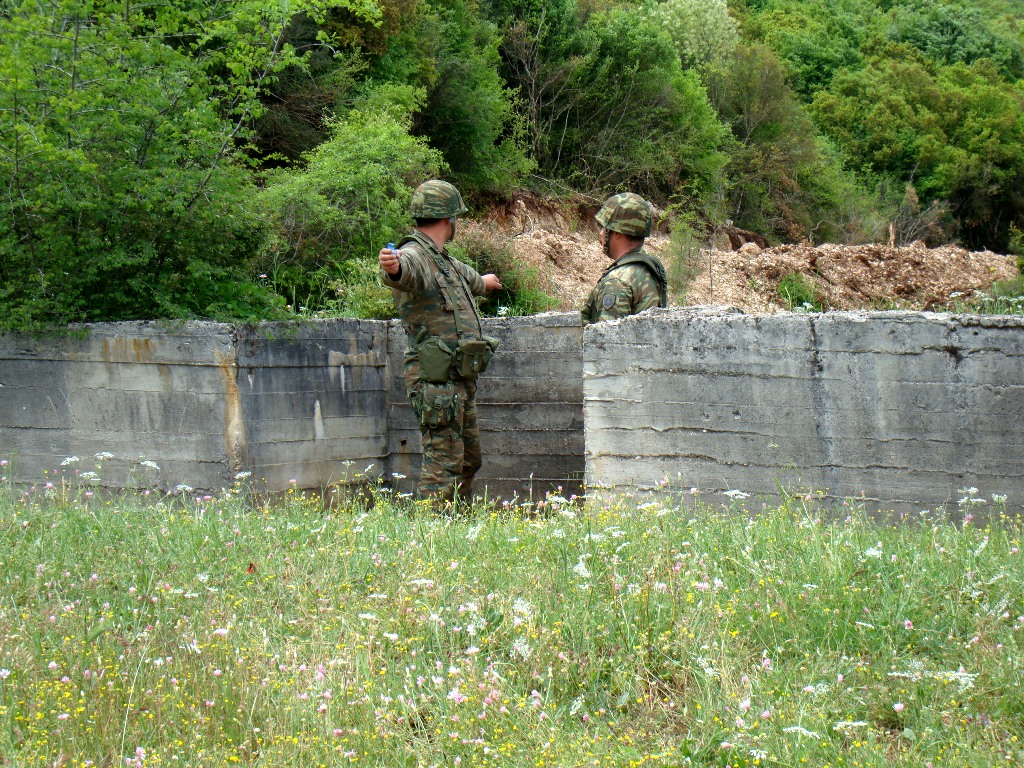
[1, 0, 1023, 327]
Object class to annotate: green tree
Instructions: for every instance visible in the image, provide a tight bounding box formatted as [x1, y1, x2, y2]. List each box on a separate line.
[744, 0, 877, 97]
[811, 51, 1024, 248]
[706, 43, 882, 243]
[656, 0, 739, 71]
[885, 0, 1024, 79]
[565, 7, 729, 198]
[0, 0, 378, 328]
[255, 94, 446, 315]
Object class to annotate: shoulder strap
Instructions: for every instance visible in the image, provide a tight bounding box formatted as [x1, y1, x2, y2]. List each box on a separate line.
[609, 252, 669, 308]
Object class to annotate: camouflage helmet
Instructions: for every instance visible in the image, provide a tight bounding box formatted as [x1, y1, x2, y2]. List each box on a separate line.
[595, 192, 653, 238]
[409, 180, 468, 219]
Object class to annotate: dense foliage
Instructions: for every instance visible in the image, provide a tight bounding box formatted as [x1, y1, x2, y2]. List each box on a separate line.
[2, 0, 1023, 326]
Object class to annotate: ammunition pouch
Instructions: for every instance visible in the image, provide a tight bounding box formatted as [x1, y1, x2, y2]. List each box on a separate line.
[454, 336, 500, 379]
[417, 335, 500, 382]
[417, 337, 456, 383]
[411, 381, 458, 429]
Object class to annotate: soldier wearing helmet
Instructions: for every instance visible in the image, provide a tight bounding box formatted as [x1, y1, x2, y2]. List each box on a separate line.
[378, 180, 502, 507]
[581, 192, 668, 325]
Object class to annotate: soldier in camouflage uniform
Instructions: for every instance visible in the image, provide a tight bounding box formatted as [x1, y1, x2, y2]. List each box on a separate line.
[581, 192, 668, 325]
[378, 180, 502, 506]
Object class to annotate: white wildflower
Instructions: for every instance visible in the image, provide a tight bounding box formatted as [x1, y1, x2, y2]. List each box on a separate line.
[512, 598, 533, 620]
[60, 456, 80, 466]
[833, 720, 870, 732]
[572, 556, 592, 579]
[511, 637, 532, 660]
[783, 726, 821, 739]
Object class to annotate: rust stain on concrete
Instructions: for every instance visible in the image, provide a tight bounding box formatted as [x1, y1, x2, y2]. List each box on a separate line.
[102, 337, 156, 363]
[216, 351, 248, 471]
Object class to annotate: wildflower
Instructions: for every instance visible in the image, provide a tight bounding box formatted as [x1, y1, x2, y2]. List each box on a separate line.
[0, 669, 10, 679]
[904, 620, 913, 630]
[447, 687, 466, 704]
[783, 725, 821, 739]
[139, 460, 160, 470]
[572, 557, 592, 579]
[213, 627, 229, 637]
[61, 456, 80, 465]
[893, 702, 904, 713]
[833, 720, 869, 732]
[512, 637, 532, 660]
[724, 489, 749, 500]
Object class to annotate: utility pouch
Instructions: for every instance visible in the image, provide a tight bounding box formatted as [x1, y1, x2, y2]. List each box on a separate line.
[418, 337, 456, 382]
[454, 335, 500, 378]
[454, 339, 488, 379]
[412, 382, 457, 428]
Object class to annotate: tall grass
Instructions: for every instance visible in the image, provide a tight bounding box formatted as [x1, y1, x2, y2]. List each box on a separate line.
[1, 461, 1021, 767]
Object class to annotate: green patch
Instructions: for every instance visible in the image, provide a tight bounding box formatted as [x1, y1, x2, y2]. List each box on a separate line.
[777, 272, 823, 311]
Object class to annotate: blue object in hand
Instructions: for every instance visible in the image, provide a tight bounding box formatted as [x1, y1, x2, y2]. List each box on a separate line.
[386, 243, 395, 250]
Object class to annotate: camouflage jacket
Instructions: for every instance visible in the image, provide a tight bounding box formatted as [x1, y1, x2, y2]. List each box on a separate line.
[381, 230, 487, 382]
[581, 246, 668, 325]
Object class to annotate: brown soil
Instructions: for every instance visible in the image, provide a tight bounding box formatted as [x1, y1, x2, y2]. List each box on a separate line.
[471, 193, 1019, 313]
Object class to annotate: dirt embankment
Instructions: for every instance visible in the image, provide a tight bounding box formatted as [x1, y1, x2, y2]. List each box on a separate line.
[470, 193, 1018, 313]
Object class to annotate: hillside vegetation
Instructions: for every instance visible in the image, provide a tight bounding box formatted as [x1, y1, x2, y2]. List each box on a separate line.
[2, 0, 1024, 327]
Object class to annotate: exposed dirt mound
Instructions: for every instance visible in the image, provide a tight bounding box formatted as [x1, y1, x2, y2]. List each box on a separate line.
[476, 193, 1019, 313]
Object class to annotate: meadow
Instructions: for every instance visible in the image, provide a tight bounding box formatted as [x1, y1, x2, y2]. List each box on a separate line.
[0, 457, 1021, 767]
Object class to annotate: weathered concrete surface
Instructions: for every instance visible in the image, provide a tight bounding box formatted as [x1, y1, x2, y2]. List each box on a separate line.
[386, 313, 584, 500]
[583, 307, 1024, 513]
[236, 320, 390, 491]
[1, 315, 585, 499]
[0, 322, 240, 490]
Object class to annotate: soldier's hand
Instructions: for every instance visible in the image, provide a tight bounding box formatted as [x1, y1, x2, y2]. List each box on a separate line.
[482, 273, 502, 291]
[379, 247, 402, 276]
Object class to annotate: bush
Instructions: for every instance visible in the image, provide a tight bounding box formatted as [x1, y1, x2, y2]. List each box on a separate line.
[777, 272, 823, 311]
[255, 92, 445, 316]
[448, 225, 559, 317]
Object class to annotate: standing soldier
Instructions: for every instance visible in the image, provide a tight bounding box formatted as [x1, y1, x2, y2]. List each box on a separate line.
[378, 180, 502, 507]
[581, 192, 668, 325]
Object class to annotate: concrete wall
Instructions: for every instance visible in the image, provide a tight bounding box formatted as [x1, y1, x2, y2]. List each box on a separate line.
[0, 316, 582, 499]
[0, 322, 240, 491]
[3, 310, 1022, 512]
[583, 308, 1024, 513]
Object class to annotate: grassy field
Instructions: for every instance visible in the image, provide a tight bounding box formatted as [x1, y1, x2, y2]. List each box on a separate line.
[0, 460, 1021, 767]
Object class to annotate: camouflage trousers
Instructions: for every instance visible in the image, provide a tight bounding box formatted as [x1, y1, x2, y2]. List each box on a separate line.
[408, 378, 481, 504]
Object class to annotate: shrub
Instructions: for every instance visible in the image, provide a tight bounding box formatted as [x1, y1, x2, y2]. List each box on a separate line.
[777, 272, 823, 311]
[448, 225, 559, 316]
[255, 92, 445, 317]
